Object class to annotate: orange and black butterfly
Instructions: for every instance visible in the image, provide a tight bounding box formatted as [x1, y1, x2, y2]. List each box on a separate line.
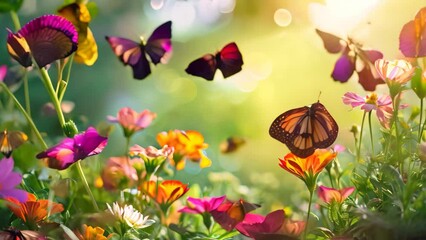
[269, 102, 338, 158]
[210, 199, 260, 231]
[0, 130, 28, 158]
[220, 136, 246, 154]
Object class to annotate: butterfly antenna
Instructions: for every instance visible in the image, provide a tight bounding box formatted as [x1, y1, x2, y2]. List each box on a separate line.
[317, 91, 322, 102]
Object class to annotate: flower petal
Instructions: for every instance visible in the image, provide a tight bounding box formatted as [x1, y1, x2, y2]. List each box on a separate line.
[399, 7, 426, 57]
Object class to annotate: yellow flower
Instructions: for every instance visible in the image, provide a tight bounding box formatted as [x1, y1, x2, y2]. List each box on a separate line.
[58, 2, 98, 65]
[157, 130, 211, 170]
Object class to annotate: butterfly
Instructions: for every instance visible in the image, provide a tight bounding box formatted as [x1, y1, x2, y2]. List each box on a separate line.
[0, 130, 28, 158]
[220, 136, 246, 154]
[210, 199, 261, 231]
[269, 102, 338, 158]
[0, 227, 45, 240]
[105, 21, 172, 80]
[185, 42, 243, 81]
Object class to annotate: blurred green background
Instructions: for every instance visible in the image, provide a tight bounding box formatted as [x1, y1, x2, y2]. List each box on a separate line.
[0, 0, 425, 208]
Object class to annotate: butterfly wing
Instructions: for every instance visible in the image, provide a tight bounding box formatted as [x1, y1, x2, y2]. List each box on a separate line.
[216, 42, 244, 78]
[145, 21, 172, 65]
[315, 29, 344, 54]
[105, 36, 151, 80]
[185, 54, 217, 80]
[269, 102, 338, 158]
[0, 130, 28, 158]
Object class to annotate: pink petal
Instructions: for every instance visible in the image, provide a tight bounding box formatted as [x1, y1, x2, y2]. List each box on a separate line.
[342, 92, 365, 108]
[399, 7, 426, 58]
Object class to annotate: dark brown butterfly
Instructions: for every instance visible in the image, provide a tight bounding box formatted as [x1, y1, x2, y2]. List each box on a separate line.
[211, 199, 261, 231]
[220, 136, 246, 154]
[105, 21, 172, 80]
[185, 42, 243, 80]
[269, 102, 338, 158]
[0, 227, 46, 240]
[0, 130, 28, 158]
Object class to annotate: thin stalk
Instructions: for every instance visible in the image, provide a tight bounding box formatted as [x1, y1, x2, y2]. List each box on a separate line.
[23, 73, 31, 116]
[10, 11, 21, 30]
[357, 112, 367, 162]
[392, 93, 402, 171]
[38, 67, 66, 129]
[75, 160, 99, 211]
[0, 82, 47, 149]
[303, 188, 314, 240]
[419, 99, 424, 142]
[59, 55, 74, 102]
[368, 111, 374, 155]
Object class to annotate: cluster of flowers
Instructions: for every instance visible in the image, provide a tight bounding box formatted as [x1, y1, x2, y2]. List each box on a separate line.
[0, 1, 426, 239]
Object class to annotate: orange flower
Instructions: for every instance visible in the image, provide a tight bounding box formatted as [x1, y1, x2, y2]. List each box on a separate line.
[75, 224, 107, 240]
[141, 180, 189, 209]
[279, 149, 336, 190]
[6, 193, 64, 225]
[317, 186, 355, 204]
[157, 130, 211, 170]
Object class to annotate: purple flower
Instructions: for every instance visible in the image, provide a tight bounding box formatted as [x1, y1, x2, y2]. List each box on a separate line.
[0, 65, 6, 82]
[0, 158, 28, 202]
[236, 210, 306, 240]
[179, 195, 226, 214]
[7, 15, 78, 68]
[36, 127, 107, 170]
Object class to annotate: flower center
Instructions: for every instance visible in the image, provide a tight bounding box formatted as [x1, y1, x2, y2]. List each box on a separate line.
[365, 93, 378, 105]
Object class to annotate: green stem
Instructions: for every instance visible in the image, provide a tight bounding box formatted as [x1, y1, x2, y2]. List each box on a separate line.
[23, 73, 31, 116]
[38, 67, 66, 129]
[420, 99, 426, 142]
[75, 160, 99, 211]
[59, 55, 74, 102]
[368, 111, 374, 155]
[9, 11, 21, 30]
[0, 82, 47, 149]
[304, 188, 314, 240]
[392, 93, 402, 170]
[357, 112, 367, 162]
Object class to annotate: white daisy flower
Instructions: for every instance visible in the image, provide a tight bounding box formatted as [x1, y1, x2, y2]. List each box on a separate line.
[107, 202, 155, 229]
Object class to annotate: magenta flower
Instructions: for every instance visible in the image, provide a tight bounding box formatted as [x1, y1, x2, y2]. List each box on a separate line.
[236, 209, 306, 240]
[0, 65, 6, 82]
[0, 158, 28, 202]
[318, 186, 355, 204]
[179, 195, 226, 214]
[36, 127, 108, 170]
[7, 15, 78, 68]
[342, 92, 394, 129]
[316, 29, 384, 91]
[108, 107, 157, 138]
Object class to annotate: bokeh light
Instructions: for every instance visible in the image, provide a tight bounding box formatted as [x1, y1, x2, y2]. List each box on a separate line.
[274, 8, 292, 27]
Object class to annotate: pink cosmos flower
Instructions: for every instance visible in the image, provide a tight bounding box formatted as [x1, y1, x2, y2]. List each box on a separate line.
[318, 186, 355, 204]
[236, 209, 306, 240]
[129, 144, 174, 175]
[0, 158, 28, 202]
[375, 59, 415, 85]
[108, 107, 157, 138]
[342, 92, 394, 129]
[101, 156, 138, 191]
[36, 126, 108, 170]
[179, 195, 226, 214]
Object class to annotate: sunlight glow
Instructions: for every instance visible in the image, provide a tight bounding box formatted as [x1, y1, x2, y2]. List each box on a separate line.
[150, 0, 164, 10]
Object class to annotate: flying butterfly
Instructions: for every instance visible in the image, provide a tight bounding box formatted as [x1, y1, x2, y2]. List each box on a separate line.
[210, 199, 260, 231]
[269, 102, 339, 158]
[220, 136, 246, 154]
[185, 42, 243, 81]
[105, 21, 172, 80]
[0, 130, 28, 158]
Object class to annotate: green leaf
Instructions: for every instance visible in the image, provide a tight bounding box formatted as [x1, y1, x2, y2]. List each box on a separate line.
[0, 0, 24, 12]
[411, 67, 426, 99]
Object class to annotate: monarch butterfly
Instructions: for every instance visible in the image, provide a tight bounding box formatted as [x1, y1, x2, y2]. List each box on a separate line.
[185, 42, 243, 80]
[105, 21, 172, 80]
[0, 130, 28, 158]
[269, 102, 338, 158]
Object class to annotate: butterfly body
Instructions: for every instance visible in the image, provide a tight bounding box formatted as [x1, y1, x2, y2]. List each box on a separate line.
[269, 102, 338, 158]
[0, 130, 28, 158]
[105, 21, 172, 80]
[186, 42, 243, 80]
